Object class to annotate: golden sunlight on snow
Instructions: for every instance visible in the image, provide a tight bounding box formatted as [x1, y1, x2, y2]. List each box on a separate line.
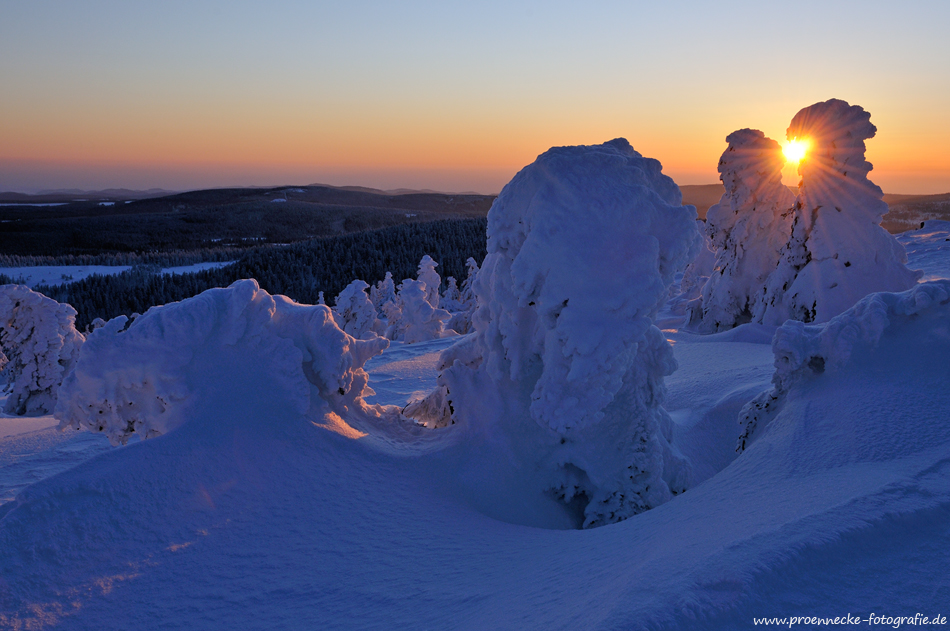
[313, 413, 368, 440]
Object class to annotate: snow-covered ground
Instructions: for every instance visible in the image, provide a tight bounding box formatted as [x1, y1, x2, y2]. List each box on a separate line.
[0, 222, 947, 629]
[0, 261, 235, 288]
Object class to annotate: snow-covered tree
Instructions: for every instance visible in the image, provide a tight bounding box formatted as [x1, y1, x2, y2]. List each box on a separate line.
[418, 139, 702, 528]
[459, 257, 479, 310]
[416, 255, 441, 308]
[760, 99, 921, 324]
[370, 271, 396, 314]
[384, 279, 451, 344]
[440, 277, 463, 312]
[333, 280, 381, 339]
[0, 285, 85, 415]
[695, 129, 795, 332]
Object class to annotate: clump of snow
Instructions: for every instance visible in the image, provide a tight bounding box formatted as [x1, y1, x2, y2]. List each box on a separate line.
[435, 138, 702, 527]
[760, 99, 921, 324]
[0, 285, 84, 415]
[695, 129, 795, 332]
[738, 279, 950, 450]
[384, 279, 451, 344]
[333, 279, 382, 339]
[55, 279, 390, 445]
[416, 255, 441, 308]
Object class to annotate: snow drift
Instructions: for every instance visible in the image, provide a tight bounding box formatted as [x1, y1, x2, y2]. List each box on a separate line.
[432, 138, 703, 527]
[56, 279, 391, 445]
[739, 279, 950, 450]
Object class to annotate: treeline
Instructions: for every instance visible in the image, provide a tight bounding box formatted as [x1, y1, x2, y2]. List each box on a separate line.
[38, 218, 488, 329]
[0, 247, 244, 269]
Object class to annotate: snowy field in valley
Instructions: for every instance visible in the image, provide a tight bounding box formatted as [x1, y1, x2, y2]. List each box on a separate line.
[1, 111, 949, 629]
[0, 261, 235, 288]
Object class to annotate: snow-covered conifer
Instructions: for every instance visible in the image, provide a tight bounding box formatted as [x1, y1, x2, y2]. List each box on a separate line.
[0, 285, 85, 415]
[333, 280, 381, 339]
[416, 255, 442, 308]
[428, 139, 702, 527]
[440, 277, 463, 312]
[385, 279, 450, 343]
[370, 271, 396, 313]
[459, 257, 479, 310]
[760, 99, 921, 324]
[697, 129, 795, 331]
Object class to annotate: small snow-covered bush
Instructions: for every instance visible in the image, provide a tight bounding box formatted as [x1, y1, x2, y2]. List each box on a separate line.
[696, 129, 795, 332]
[738, 280, 950, 450]
[426, 139, 702, 528]
[0, 285, 84, 415]
[384, 279, 451, 344]
[334, 279, 381, 338]
[761, 99, 921, 324]
[56, 279, 390, 445]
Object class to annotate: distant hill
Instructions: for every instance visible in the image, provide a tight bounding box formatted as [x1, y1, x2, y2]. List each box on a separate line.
[0, 184, 495, 257]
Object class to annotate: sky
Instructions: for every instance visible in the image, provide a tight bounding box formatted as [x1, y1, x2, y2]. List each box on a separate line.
[2, 0, 949, 195]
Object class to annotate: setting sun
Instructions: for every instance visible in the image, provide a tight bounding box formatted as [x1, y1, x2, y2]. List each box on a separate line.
[783, 139, 810, 163]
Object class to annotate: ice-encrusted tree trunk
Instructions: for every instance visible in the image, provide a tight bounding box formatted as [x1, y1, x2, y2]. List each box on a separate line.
[0, 285, 85, 415]
[425, 139, 702, 528]
[760, 99, 921, 324]
[417, 255, 441, 309]
[696, 129, 795, 332]
[333, 280, 381, 339]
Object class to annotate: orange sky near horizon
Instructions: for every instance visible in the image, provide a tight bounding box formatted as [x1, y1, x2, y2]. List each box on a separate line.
[2, 2, 949, 195]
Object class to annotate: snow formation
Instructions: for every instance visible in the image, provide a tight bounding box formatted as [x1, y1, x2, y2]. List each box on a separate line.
[56, 279, 391, 445]
[761, 99, 921, 324]
[383, 279, 451, 344]
[0, 285, 84, 415]
[333, 279, 381, 339]
[416, 255, 441, 308]
[696, 129, 795, 331]
[739, 279, 950, 450]
[435, 138, 702, 527]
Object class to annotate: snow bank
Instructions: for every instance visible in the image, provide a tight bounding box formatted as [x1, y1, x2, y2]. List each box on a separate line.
[436, 138, 702, 527]
[56, 279, 390, 445]
[697, 129, 795, 331]
[761, 99, 921, 324]
[739, 279, 950, 450]
[0, 285, 84, 415]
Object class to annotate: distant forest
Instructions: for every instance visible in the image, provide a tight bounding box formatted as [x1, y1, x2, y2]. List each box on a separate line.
[0, 185, 494, 257]
[30, 218, 488, 329]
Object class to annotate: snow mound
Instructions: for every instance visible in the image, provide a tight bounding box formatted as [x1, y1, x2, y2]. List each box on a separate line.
[56, 279, 390, 445]
[739, 280, 950, 450]
[438, 138, 702, 527]
[697, 129, 795, 331]
[761, 99, 921, 324]
[0, 285, 84, 415]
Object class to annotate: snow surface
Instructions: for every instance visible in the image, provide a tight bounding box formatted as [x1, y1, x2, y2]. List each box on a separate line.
[0, 179, 948, 630]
